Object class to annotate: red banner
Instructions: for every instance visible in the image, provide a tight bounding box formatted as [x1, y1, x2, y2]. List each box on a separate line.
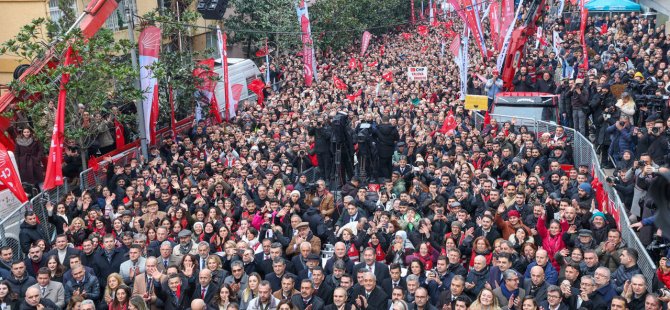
[0, 142, 27, 202]
[382, 71, 394, 82]
[139, 26, 161, 144]
[411, 0, 416, 24]
[43, 46, 73, 190]
[489, 0, 501, 51]
[193, 58, 221, 123]
[360, 31, 372, 57]
[346, 89, 363, 102]
[114, 119, 125, 148]
[449, 36, 461, 57]
[297, 3, 318, 86]
[333, 76, 348, 90]
[462, 0, 487, 59]
[498, 0, 515, 48]
[447, 0, 466, 21]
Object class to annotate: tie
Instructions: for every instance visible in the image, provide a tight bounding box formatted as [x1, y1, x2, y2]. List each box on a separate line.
[106, 252, 112, 263]
[393, 282, 398, 289]
[164, 259, 169, 268]
[202, 288, 206, 299]
[41, 287, 46, 297]
[366, 292, 370, 299]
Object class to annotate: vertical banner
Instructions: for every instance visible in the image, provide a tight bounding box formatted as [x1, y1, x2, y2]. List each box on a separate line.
[462, 0, 487, 60]
[138, 26, 161, 145]
[461, 29, 469, 99]
[296, 0, 318, 86]
[168, 85, 176, 139]
[265, 39, 271, 84]
[496, 0, 524, 71]
[193, 59, 221, 124]
[448, 0, 466, 21]
[429, 0, 435, 25]
[360, 31, 372, 57]
[488, 0, 501, 51]
[557, 0, 565, 17]
[498, 0, 515, 48]
[43, 46, 73, 190]
[216, 26, 237, 120]
[579, 3, 589, 71]
[411, 0, 416, 24]
[0, 143, 27, 203]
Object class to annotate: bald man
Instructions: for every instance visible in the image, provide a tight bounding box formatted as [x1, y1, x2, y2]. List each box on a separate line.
[189, 299, 206, 310]
[465, 255, 489, 298]
[21, 286, 59, 310]
[523, 266, 548, 302]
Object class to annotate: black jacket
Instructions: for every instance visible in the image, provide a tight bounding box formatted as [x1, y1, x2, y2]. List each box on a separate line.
[155, 276, 196, 310]
[290, 294, 325, 310]
[92, 248, 126, 286]
[352, 286, 389, 310]
[19, 298, 58, 310]
[375, 124, 399, 157]
[19, 222, 48, 254]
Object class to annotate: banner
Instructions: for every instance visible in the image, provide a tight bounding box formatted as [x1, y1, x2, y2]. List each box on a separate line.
[382, 71, 394, 82]
[557, 0, 565, 17]
[216, 26, 236, 120]
[488, 0, 501, 51]
[464, 95, 489, 110]
[193, 59, 221, 123]
[498, 0, 515, 48]
[114, 119, 125, 148]
[429, 0, 435, 25]
[447, 0, 466, 21]
[449, 35, 461, 57]
[407, 67, 429, 81]
[360, 31, 372, 57]
[579, 3, 589, 71]
[43, 46, 73, 190]
[247, 79, 266, 106]
[411, 0, 416, 24]
[496, 0, 524, 71]
[462, 0, 488, 59]
[139, 26, 161, 145]
[297, 0, 318, 86]
[0, 143, 27, 203]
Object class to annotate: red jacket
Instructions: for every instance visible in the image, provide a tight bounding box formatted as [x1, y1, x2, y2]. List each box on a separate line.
[536, 216, 569, 272]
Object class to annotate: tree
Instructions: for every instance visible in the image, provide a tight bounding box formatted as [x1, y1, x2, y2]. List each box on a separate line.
[0, 14, 141, 168]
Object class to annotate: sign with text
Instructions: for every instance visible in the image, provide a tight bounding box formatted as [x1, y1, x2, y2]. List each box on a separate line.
[465, 95, 489, 111]
[407, 67, 428, 81]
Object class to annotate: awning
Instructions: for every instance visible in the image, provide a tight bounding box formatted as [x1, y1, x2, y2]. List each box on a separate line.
[585, 0, 641, 12]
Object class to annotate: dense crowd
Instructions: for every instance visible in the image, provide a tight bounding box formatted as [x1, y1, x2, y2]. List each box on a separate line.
[4, 4, 670, 310]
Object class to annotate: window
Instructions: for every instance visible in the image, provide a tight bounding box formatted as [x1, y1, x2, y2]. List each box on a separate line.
[49, 0, 77, 23]
[205, 30, 219, 58]
[104, 0, 138, 31]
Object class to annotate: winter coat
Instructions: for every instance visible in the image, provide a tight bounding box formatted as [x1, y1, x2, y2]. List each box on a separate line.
[611, 264, 642, 293]
[14, 137, 44, 185]
[536, 216, 569, 272]
[606, 123, 633, 159]
[375, 124, 400, 157]
[615, 99, 636, 122]
[589, 91, 617, 145]
[19, 222, 48, 254]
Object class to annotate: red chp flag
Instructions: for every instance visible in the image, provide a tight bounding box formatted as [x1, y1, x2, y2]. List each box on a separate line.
[43, 46, 74, 190]
[139, 26, 161, 145]
[462, 0, 487, 59]
[0, 142, 27, 202]
[579, 3, 589, 71]
[333, 76, 348, 90]
[114, 119, 125, 148]
[498, 0, 515, 48]
[360, 31, 372, 57]
[439, 111, 457, 135]
[247, 79, 266, 106]
[489, 0, 501, 51]
[193, 58, 222, 123]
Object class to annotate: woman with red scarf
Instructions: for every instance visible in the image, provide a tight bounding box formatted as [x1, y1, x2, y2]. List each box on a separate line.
[468, 236, 493, 268]
[411, 242, 438, 270]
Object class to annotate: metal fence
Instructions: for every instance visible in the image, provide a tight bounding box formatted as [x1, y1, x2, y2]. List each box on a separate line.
[79, 146, 141, 192]
[0, 179, 68, 261]
[475, 112, 657, 287]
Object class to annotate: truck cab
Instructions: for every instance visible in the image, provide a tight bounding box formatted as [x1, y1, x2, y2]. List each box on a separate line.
[492, 92, 560, 123]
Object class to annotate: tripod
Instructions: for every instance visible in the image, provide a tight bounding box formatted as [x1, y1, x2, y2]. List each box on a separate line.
[330, 142, 343, 192]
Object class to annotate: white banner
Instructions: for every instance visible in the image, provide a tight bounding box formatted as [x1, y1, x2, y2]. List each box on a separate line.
[496, 0, 525, 71]
[407, 67, 429, 81]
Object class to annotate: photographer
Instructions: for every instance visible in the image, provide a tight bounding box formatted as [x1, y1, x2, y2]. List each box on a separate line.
[374, 116, 399, 180]
[569, 78, 589, 135]
[646, 118, 669, 166]
[589, 84, 617, 168]
[291, 149, 313, 175]
[556, 78, 574, 127]
[605, 116, 634, 168]
[355, 117, 376, 182]
[308, 116, 333, 180]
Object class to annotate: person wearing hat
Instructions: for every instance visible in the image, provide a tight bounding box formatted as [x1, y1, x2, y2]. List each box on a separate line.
[568, 77, 589, 135]
[494, 207, 531, 240]
[573, 229, 597, 251]
[297, 254, 321, 282]
[286, 222, 322, 257]
[173, 229, 198, 263]
[141, 201, 166, 229]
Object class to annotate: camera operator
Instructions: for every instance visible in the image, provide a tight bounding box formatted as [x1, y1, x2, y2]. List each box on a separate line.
[374, 115, 399, 180]
[626, 153, 660, 244]
[308, 115, 333, 180]
[569, 78, 589, 135]
[292, 148, 313, 175]
[355, 115, 377, 182]
[646, 118, 670, 166]
[589, 84, 617, 168]
[607, 169, 634, 209]
[605, 116, 634, 168]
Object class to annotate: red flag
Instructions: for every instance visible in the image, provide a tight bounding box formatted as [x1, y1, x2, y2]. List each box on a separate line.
[169, 85, 176, 139]
[417, 25, 429, 36]
[443, 21, 454, 30]
[462, 0, 487, 60]
[0, 142, 28, 202]
[346, 89, 363, 102]
[210, 96, 222, 123]
[360, 31, 372, 57]
[380, 44, 385, 56]
[498, 0, 515, 48]
[579, 4, 589, 71]
[600, 23, 608, 35]
[402, 33, 412, 40]
[439, 111, 457, 135]
[421, 46, 429, 53]
[43, 45, 73, 190]
[114, 119, 125, 148]
[333, 76, 348, 90]
[484, 110, 491, 126]
[349, 57, 357, 70]
[382, 71, 394, 82]
[193, 58, 221, 123]
[367, 61, 378, 67]
[489, 0, 501, 51]
[247, 79, 266, 106]
[255, 47, 269, 57]
[88, 155, 100, 172]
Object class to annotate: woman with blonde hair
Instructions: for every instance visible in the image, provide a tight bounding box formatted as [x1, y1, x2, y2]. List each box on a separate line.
[238, 272, 262, 310]
[66, 295, 84, 310]
[101, 273, 125, 310]
[615, 91, 636, 123]
[128, 295, 149, 310]
[469, 288, 502, 310]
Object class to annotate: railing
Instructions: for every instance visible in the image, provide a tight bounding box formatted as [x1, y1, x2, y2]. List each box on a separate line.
[79, 146, 141, 192]
[0, 179, 68, 260]
[474, 112, 657, 288]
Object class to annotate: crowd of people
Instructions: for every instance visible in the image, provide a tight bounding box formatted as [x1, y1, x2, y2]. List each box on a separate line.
[4, 3, 670, 310]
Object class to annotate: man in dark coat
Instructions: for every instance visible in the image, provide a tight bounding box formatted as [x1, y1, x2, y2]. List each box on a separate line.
[19, 212, 48, 255]
[308, 117, 332, 180]
[291, 279, 325, 310]
[20, 287, 59, 310]
[512, 66, 534, 92]
[154, 272, 196, 310]
[374, 115, 399, 180]
[92, 235, 126, 288]
[352, 272, 389, 310]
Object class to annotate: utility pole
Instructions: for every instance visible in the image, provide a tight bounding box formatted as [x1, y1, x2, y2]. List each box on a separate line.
[126, 0, 149, 161]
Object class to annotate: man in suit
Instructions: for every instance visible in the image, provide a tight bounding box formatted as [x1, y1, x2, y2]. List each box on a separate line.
[386, 287, 414, 310]
[154, 272, 196, 310]
[273, 274, 299, 302]
[120, 245, 147, 286]
[538, 285, 569, 310]
[298, 254, 321, 283]
[412, 287, 436, 310]
[196, 242, 212, 272]
[326, 287, 356, 310]
[291, 242, 312, 276]
[324, 242, 355, 276]
[247, 280, 281, 310]
[492, 270, 526, 310]
[353, 247, 390, 284]
[147, 227, 173, 258]
[312, 266, 333, 304]
[290, 279, 325, 310]
[158, 241, 179, 271]
[523, 266, 549, 303]
[224, 261, 249, 293]
[20, 286, 59, 310]
[132, 257, 166, 310]
[46, 234, 82, 270]
[254, 239, 273, 275]
[192, 269, 219, 305]
[31, 267, 65, 308]
[63, 265, 100, 303]
[335, 201, 366, 230]
[353, 272, 389, 310]
[93, 235, 125, 287]
[25, 244, 46, 278]
[381, 263, 406, 297]
[436, 275, 471, 310]
[266, 258, 289, 291]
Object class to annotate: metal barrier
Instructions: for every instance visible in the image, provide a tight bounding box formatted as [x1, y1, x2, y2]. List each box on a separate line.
[29, 179, 69, 244]
[475, 112, 657, 287]
[79, 146, 141, 192]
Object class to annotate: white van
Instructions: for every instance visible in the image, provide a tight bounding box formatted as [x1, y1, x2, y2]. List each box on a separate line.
[213, 58, 262, 117]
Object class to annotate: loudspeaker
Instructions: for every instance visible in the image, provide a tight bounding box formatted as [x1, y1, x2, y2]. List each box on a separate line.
[196, 0, 228, 20]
